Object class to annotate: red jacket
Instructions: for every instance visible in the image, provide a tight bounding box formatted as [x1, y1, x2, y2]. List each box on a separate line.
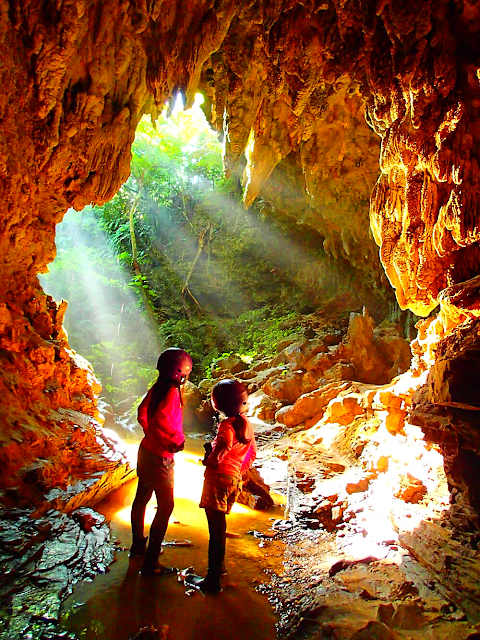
[137, 384, 184, 458]
[207, 416, 257, 478]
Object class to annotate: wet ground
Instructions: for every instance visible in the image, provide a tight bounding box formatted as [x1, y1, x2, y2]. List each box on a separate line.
[60, 437, 287, 640]
[4, 417, 479, 640]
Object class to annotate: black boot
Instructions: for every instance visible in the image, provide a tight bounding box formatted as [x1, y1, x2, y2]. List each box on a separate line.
[141, 537, 176, 576]
[184, 573, 223, 593]
[141, 562, 176, 576]
[141, 541, 176, 576]
[129, 536, 148, 558]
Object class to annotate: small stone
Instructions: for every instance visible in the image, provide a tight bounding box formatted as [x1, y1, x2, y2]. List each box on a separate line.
[346, 478, 370, 494]
[391, 601, 426, 630]
[377, 603, 395, 626]
[448, 610, 468, 621]
[350, 620, 401, 639]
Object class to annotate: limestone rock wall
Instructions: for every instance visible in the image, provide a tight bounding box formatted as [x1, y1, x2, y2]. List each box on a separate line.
[0, 0, 149, 505]
[200, 0, 480, 316]
[409, 275, 480, 518]
[1, 0, 480, 507]
[367, 1, 480, 316]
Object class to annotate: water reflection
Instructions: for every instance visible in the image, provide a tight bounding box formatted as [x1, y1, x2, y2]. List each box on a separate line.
[61, 438, 285, 639]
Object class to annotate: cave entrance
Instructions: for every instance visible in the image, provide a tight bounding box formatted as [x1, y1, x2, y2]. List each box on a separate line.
[40, 93, 350, 419]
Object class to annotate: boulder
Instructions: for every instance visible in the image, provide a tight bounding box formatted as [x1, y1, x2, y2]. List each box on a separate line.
[283, 339, 328, 370]
[197, 378, 215, 395]
[182, 380, 202, 407]
[261, 370, 313, 403]
[338, 310, 411, 385]
[374, 324, 412, 379]
[323, 361, 355, 381]
[248, 389, 283, 421]
[303, 350, 335, 373]
[276, 337, 300, 352]
[182, 380, 203, 430]
[324, 394, 364, 426]
[194, 398, 216, 428]
[391, 601, 428, 630]
[251, 358, 275, 372]
[338, 309, 387, 383]
[275, 381, 351, 427]
[275, 404, 295, 426]
[243, 366, 287, 391]
[238, 467, 274, 510]
[211, 355, 249, 377]
[323, 332, 343, 347]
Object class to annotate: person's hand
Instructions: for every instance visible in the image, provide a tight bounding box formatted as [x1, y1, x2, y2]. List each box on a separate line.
[168, 440, 185, 453]
[202, 442, 213, 466]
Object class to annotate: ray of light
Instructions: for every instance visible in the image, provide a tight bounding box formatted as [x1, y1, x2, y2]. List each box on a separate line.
[40, 208, 160, 377]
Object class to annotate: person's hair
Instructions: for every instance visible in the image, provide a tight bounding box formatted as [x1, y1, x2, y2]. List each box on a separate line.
[147, 376, 182, 422]
[232, 413, 251, 445]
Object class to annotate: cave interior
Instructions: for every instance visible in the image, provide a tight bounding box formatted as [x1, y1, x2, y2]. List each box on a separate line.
[1, 0, 480, 637]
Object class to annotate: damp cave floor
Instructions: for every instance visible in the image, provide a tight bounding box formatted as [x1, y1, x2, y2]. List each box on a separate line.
[60, 437, 286, 640]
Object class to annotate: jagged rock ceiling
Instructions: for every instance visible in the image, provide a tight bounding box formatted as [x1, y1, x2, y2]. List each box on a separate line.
[2, 0, 479, 312]
[1, 0, 480, 504]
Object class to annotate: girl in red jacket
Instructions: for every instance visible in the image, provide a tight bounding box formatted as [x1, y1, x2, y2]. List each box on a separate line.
[185, 379, 257, 593]
[130, 347, 192, 576]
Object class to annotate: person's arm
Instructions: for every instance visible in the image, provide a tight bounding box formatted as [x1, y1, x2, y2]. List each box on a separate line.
[205, 423, 233, 467]
[241, 437, 257, 475]
[137, 390, 151, 432]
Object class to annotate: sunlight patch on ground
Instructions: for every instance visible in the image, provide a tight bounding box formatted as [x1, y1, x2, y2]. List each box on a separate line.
[283, 367, 452, 565]
[113, 447, 253, 527]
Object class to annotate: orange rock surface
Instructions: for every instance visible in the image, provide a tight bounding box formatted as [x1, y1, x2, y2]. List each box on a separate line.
[1, 0, 480, 505]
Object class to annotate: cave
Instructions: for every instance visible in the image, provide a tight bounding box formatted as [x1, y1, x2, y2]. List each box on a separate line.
[1, 1, 480, 638]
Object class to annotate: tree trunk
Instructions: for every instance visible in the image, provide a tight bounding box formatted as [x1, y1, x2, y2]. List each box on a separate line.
[128, 172, 161, 347]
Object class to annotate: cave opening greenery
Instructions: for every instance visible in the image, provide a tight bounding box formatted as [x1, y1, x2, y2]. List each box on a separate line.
[41, 95, 368, 409]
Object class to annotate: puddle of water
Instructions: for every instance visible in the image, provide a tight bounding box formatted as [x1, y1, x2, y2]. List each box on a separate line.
[61, 437, 286, 639]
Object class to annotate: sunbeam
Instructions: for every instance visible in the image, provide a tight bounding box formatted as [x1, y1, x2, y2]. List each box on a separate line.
[40, 209, 160, 392]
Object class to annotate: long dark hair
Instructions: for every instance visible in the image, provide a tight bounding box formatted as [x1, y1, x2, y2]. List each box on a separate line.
[232, 413, 251, 445]
[147, 377, 182, 422]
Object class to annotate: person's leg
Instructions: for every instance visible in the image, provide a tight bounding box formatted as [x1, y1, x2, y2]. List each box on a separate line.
[130, 479, 152, 557]
[205, 507, 226, 585]
[184, 507, 224, 593]
[185, 470, 232, 592]
[141, 456, 176, 575]
[142, 483, 174, 571]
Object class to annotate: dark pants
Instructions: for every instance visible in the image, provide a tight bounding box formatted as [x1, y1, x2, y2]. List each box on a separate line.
[131, 444, 174, 565]
[205, 508, 226, 582]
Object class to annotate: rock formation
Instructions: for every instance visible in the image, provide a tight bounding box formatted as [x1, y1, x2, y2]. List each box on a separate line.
[1, 0, 480, 531]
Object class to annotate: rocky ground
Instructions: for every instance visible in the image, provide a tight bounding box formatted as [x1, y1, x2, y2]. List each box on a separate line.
[0, 507, 115, 639]
[251, 417, 480, 639]
[2, 303, 480, 639]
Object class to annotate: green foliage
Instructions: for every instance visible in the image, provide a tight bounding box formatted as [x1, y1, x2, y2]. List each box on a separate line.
[158, 306, 301, 379]
[229, 307, 301, 357]
[41, 208, 160, 405]
[92, 101, 324, 323]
